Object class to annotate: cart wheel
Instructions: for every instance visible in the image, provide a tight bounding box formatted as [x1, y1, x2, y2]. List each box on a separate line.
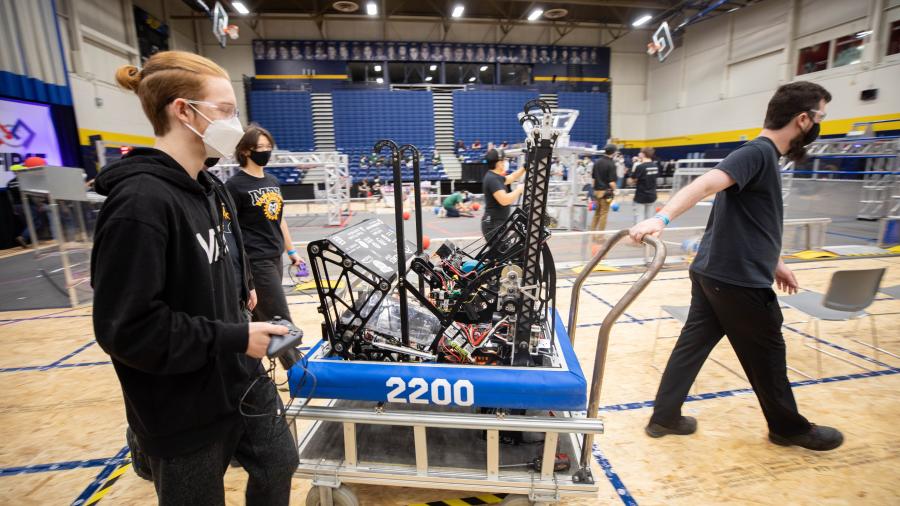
[305, 485, 360, 506]
[499, 495, 533, 506]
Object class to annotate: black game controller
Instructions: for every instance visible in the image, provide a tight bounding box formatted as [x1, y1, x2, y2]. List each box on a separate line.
[267, 316, 303, 368]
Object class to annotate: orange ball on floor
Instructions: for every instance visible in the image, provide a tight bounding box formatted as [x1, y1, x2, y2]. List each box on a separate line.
[402, 211, 410, 220]
[422, 235, 431, 249]
[471, 202, 480, 211]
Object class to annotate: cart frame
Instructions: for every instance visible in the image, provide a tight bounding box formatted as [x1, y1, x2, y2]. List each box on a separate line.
[286, 231, 665, 505]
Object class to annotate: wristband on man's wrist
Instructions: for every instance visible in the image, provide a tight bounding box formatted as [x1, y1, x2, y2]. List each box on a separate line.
[287, 249, 297, 256]
[653, 213, 670, 226]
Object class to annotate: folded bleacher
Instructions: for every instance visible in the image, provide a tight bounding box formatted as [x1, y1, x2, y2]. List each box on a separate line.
[332, 90, 446, 182]
[248, 90, 315, 185]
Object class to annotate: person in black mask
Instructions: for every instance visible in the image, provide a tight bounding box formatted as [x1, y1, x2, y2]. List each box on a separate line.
[226, 125, 301, 323]
[630, 81, 843, 452]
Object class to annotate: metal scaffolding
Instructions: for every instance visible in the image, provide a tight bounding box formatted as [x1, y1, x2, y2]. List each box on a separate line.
[208, 150, 350, 226]
[804, 136, 900, 220]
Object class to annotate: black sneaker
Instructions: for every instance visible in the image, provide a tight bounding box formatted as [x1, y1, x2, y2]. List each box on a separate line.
[126, 427, 153, 481]
[769, 424, 843, 451]
[645, 416, 697, 438]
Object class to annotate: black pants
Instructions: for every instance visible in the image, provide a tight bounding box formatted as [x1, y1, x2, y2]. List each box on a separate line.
[651, 271, 812, 437]
[147, 377, 299, 505]
[481, 214, 504, 239]
[249, 257, 292, 323]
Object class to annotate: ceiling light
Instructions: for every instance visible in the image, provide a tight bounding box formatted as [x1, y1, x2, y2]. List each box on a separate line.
[425, 76, 433, 82]
[856, 30, 873, 38]
[527, 9, 543, 21]
[632, 14, 652, 27]
[332, 1, 360, 13]
[366, 1, 377, 16]
[374, 64, 382, 71]
[376, 77, 383, 83]
[468, 76, 476, 82]
[451, 5, 464, 18]
[479, 65, 488, 71]
[232, 1, 250, 14]
[429, 64, 437, 71]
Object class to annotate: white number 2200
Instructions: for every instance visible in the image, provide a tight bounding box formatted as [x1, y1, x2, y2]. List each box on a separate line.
[385, 377, 474, 406]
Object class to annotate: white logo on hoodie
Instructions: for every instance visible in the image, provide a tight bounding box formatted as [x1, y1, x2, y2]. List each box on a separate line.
[196, 227, 228, 264]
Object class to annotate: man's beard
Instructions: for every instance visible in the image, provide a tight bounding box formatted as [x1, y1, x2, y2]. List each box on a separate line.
[785, 134, 807, 162]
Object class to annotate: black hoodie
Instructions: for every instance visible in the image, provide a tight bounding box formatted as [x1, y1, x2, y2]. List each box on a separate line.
[91, 147, 256, 458]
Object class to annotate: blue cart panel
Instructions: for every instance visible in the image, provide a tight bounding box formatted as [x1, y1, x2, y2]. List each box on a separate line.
[288, 311, 586, 411]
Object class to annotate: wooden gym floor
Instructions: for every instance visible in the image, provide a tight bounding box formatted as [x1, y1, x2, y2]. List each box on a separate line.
[0, 256, 898, 505]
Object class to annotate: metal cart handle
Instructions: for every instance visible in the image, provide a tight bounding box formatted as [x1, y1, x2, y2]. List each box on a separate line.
[566, 230, 666, 473]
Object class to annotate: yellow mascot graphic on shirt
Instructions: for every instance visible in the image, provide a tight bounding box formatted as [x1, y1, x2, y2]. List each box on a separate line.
[249, 187, 283, 221]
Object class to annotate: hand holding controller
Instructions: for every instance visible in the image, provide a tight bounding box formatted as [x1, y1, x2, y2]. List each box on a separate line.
[266, 316, 304, 368]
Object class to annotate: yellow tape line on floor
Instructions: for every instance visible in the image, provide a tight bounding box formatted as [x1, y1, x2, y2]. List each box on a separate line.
[571, 263, 620, 274]
[408, 493, 507, 506]
[789, 250, 840, 260]
[85, 460, 131, 505]
[294, 280, 342, 291]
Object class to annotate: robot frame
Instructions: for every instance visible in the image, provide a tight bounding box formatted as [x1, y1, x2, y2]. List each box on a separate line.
[308, 99, 564, 368]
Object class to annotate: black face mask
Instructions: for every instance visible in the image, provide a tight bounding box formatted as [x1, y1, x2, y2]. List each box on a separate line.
[785, 115, 820, 162]
[203, 157, 220, 168]
[249, 150, 272, 167]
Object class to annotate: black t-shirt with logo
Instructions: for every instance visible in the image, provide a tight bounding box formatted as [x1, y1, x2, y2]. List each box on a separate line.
[225, 170, 285, 260]
[691, 137, 783, 288]
[482, 170, 511, 224]
[631, 162, 658, 204]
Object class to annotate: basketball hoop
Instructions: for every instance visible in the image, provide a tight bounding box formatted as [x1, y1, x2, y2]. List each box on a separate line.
[224, 24, 239, 40]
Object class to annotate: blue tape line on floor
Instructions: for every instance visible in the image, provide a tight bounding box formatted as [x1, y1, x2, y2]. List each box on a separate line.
[0, 457, 115, 477]
[599, 367, 900, 413]
[42, 341, 96, 370]
[782, 324, 893, 369]
[0, 314, 92, 324]
[0, 307, 86, 326]
[593, 445, 638, 506]
[71, 446, 130, 506]
[0, 361, 112, 373]
[583, 286, 640, 324]
[825, 230, 876, 242]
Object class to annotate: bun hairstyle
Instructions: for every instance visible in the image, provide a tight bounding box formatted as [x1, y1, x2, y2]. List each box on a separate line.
[114, 64, 142, 91]
[114, 51, 229, 136]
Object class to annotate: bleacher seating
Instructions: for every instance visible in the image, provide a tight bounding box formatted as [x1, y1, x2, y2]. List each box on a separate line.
[264, 167, 304, 185]
[332, 90, 446, 181]
[244, 89, 611, 186]
[248, 90, 315, 186]
[452, 90, 538, 146]
[557, 92, 609, 147]
[248, 91, 315, 152]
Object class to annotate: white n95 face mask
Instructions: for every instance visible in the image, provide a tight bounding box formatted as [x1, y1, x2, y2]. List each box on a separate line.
[183, 102, 245, 158]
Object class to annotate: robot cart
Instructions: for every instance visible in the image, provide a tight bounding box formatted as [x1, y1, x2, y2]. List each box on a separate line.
[285, 231, 666, 506]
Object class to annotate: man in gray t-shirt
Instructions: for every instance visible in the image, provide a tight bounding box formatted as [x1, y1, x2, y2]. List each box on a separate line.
[629, 82, 843, 452]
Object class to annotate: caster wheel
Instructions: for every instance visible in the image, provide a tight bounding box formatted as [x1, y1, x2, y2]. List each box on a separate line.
[305, 485, 360, 506]
[499, 495, 533, 506]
